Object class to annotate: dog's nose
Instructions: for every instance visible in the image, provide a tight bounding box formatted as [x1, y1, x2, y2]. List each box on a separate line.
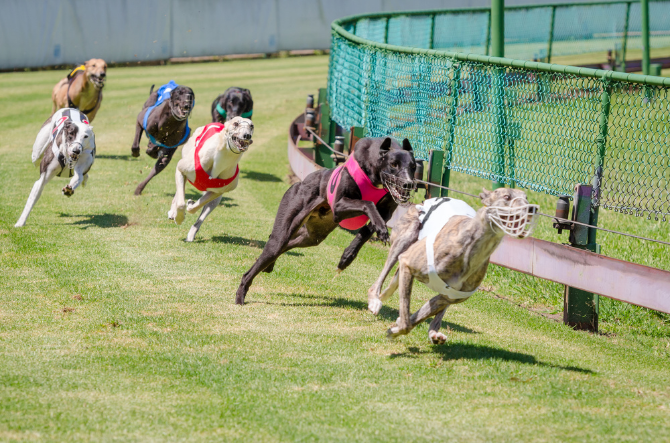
[72, 147, 81, 155]
[99, 72, 106, 78]
[243, 133, 251, 140]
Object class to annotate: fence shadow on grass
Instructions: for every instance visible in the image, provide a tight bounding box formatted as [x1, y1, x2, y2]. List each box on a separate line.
[59, 213, 129, 229]
[390, 343, 592, 373]
[241, 170, 283, 182]
[209, 235, 302, 256]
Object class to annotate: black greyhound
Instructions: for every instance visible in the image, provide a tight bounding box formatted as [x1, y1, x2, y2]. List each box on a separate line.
[211, 87, 253, 123]
[236, 136, 416, 305]
[131, 83, 195, 195]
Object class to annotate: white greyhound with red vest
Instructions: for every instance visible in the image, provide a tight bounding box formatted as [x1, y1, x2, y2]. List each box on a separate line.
[168, 116, 254, 241]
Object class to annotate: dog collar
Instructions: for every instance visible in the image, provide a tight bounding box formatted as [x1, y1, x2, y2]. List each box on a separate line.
[216, 103, 253, 120]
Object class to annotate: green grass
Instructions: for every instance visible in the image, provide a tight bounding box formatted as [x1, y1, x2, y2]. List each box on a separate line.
[1, 56, 669, 442]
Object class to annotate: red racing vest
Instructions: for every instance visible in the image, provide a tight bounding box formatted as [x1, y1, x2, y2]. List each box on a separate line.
[188, 123, 239, 191]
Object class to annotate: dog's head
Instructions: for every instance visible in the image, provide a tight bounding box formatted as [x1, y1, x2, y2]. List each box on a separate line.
[169, 86, 195, 121]
[479, 188, 539, 238]
[222, 88, 252, 121]
[376, 137, 416, 204]
[224, 116, 254, 154]
[60, 121, 94, 163]
[85, 59, 107, 88]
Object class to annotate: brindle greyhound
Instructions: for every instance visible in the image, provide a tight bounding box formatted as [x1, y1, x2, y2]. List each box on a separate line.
[52, 59, 107, 122]
[211, 87, 253, 123]
[367, 188, 538, 343]
[236, 137, 416, 305]
[131, 83, 195, 195]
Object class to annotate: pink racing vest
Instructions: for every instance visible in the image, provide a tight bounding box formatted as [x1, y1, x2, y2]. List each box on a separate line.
[326, 155, 388, 230]
[188, 123, 239, 192]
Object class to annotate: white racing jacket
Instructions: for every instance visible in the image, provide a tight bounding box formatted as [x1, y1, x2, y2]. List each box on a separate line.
[417, 197, 478, 300]
[32, 108, 91, 167]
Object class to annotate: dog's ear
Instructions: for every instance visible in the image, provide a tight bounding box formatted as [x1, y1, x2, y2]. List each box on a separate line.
[379, 137, 392, 155]
[401, 138, 413, 152]
[479, 188, 494, 205]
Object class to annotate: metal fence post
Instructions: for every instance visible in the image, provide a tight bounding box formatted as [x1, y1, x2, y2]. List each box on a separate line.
[485, 11, 492, 56]
[491, 0, 506, 189]
[642, 0, 650, 75]
[429, 14, 436, 49]
[427, 150, 445, 199]
[384, 17, 390, 44]
[440, 62, 462, 197]
[547, 5, 556, 63]
[621, 2, 631, 72]
[590, 75, 612, 246]
[564, 184, 599, 332]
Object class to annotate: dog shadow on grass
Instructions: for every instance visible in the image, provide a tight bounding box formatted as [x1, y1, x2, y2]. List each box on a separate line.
[59, 213, 129, 229]
[209, 235, 302, 256]
[95, 154, 134, 161]
[389, 343, 593, 373]
[162, 193, 239, 208]
[241, 170, 282, 182]
[259, 293, 401, 323]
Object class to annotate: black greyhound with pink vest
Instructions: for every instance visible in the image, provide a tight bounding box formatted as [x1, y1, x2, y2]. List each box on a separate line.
[236, 136, 416, 305]
[169, 116, 254, 241]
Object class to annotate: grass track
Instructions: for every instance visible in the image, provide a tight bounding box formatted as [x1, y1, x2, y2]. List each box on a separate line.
[0, 56, 669, 442]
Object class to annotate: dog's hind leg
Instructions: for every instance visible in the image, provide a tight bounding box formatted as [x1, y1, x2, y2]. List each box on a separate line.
[427, 305, 450, 345]
[387, 293, 449, 340]
[186, 195, 222, 242]
[236, 184, 325, 305]
[15, 166, 59, 227]
[134, 147, 176, 195]
[186, 191, 220, 214]
[337, 225, 374, 272]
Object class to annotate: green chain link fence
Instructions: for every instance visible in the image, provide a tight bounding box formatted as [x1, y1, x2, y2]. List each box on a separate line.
[328, 1, 670, 220]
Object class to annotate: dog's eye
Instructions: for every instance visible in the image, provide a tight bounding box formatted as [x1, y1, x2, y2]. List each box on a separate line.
[84, 135, 89, 138]
[391, 161, 399, 168]
[504, 195, 511, 200]
[233, 122, 239, 127]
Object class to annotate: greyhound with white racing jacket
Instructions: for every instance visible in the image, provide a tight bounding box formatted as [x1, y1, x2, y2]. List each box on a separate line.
[15, 108, 96, 227]
[367, 188, 538, 343]
[168, 116, 254, 241]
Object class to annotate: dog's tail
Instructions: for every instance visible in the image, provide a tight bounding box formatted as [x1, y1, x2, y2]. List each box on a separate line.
[149, 84, 155, 95]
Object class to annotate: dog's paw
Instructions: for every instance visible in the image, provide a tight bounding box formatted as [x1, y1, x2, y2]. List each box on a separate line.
[62, 185, 74, 197]
[376, 227, 390, 244]
[429, 330, 448, 345]
[167, 209, 175, 220]
[131, 147, 140, 158]
[368, 298, 383, 315]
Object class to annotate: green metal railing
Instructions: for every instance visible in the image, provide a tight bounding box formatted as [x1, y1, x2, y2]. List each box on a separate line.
[327, 1, 670, 221]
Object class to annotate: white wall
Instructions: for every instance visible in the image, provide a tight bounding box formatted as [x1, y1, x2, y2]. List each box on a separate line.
[0, 0, 617, 70]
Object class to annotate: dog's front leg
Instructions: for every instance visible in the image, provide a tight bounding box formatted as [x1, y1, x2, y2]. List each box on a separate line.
[131, 119, 143, 158]
[186, 191, 220, 214]
[15, 166, 59, 227]
[63, 154, 93, 197]
[169, 168, 187, 224]
[186, 195, 222, 242]
[387, 258, 414, 339]
[333, 198, 389, 243]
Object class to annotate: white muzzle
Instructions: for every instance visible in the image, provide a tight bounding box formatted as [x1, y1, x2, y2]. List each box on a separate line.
[486, 198, 539, 238]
